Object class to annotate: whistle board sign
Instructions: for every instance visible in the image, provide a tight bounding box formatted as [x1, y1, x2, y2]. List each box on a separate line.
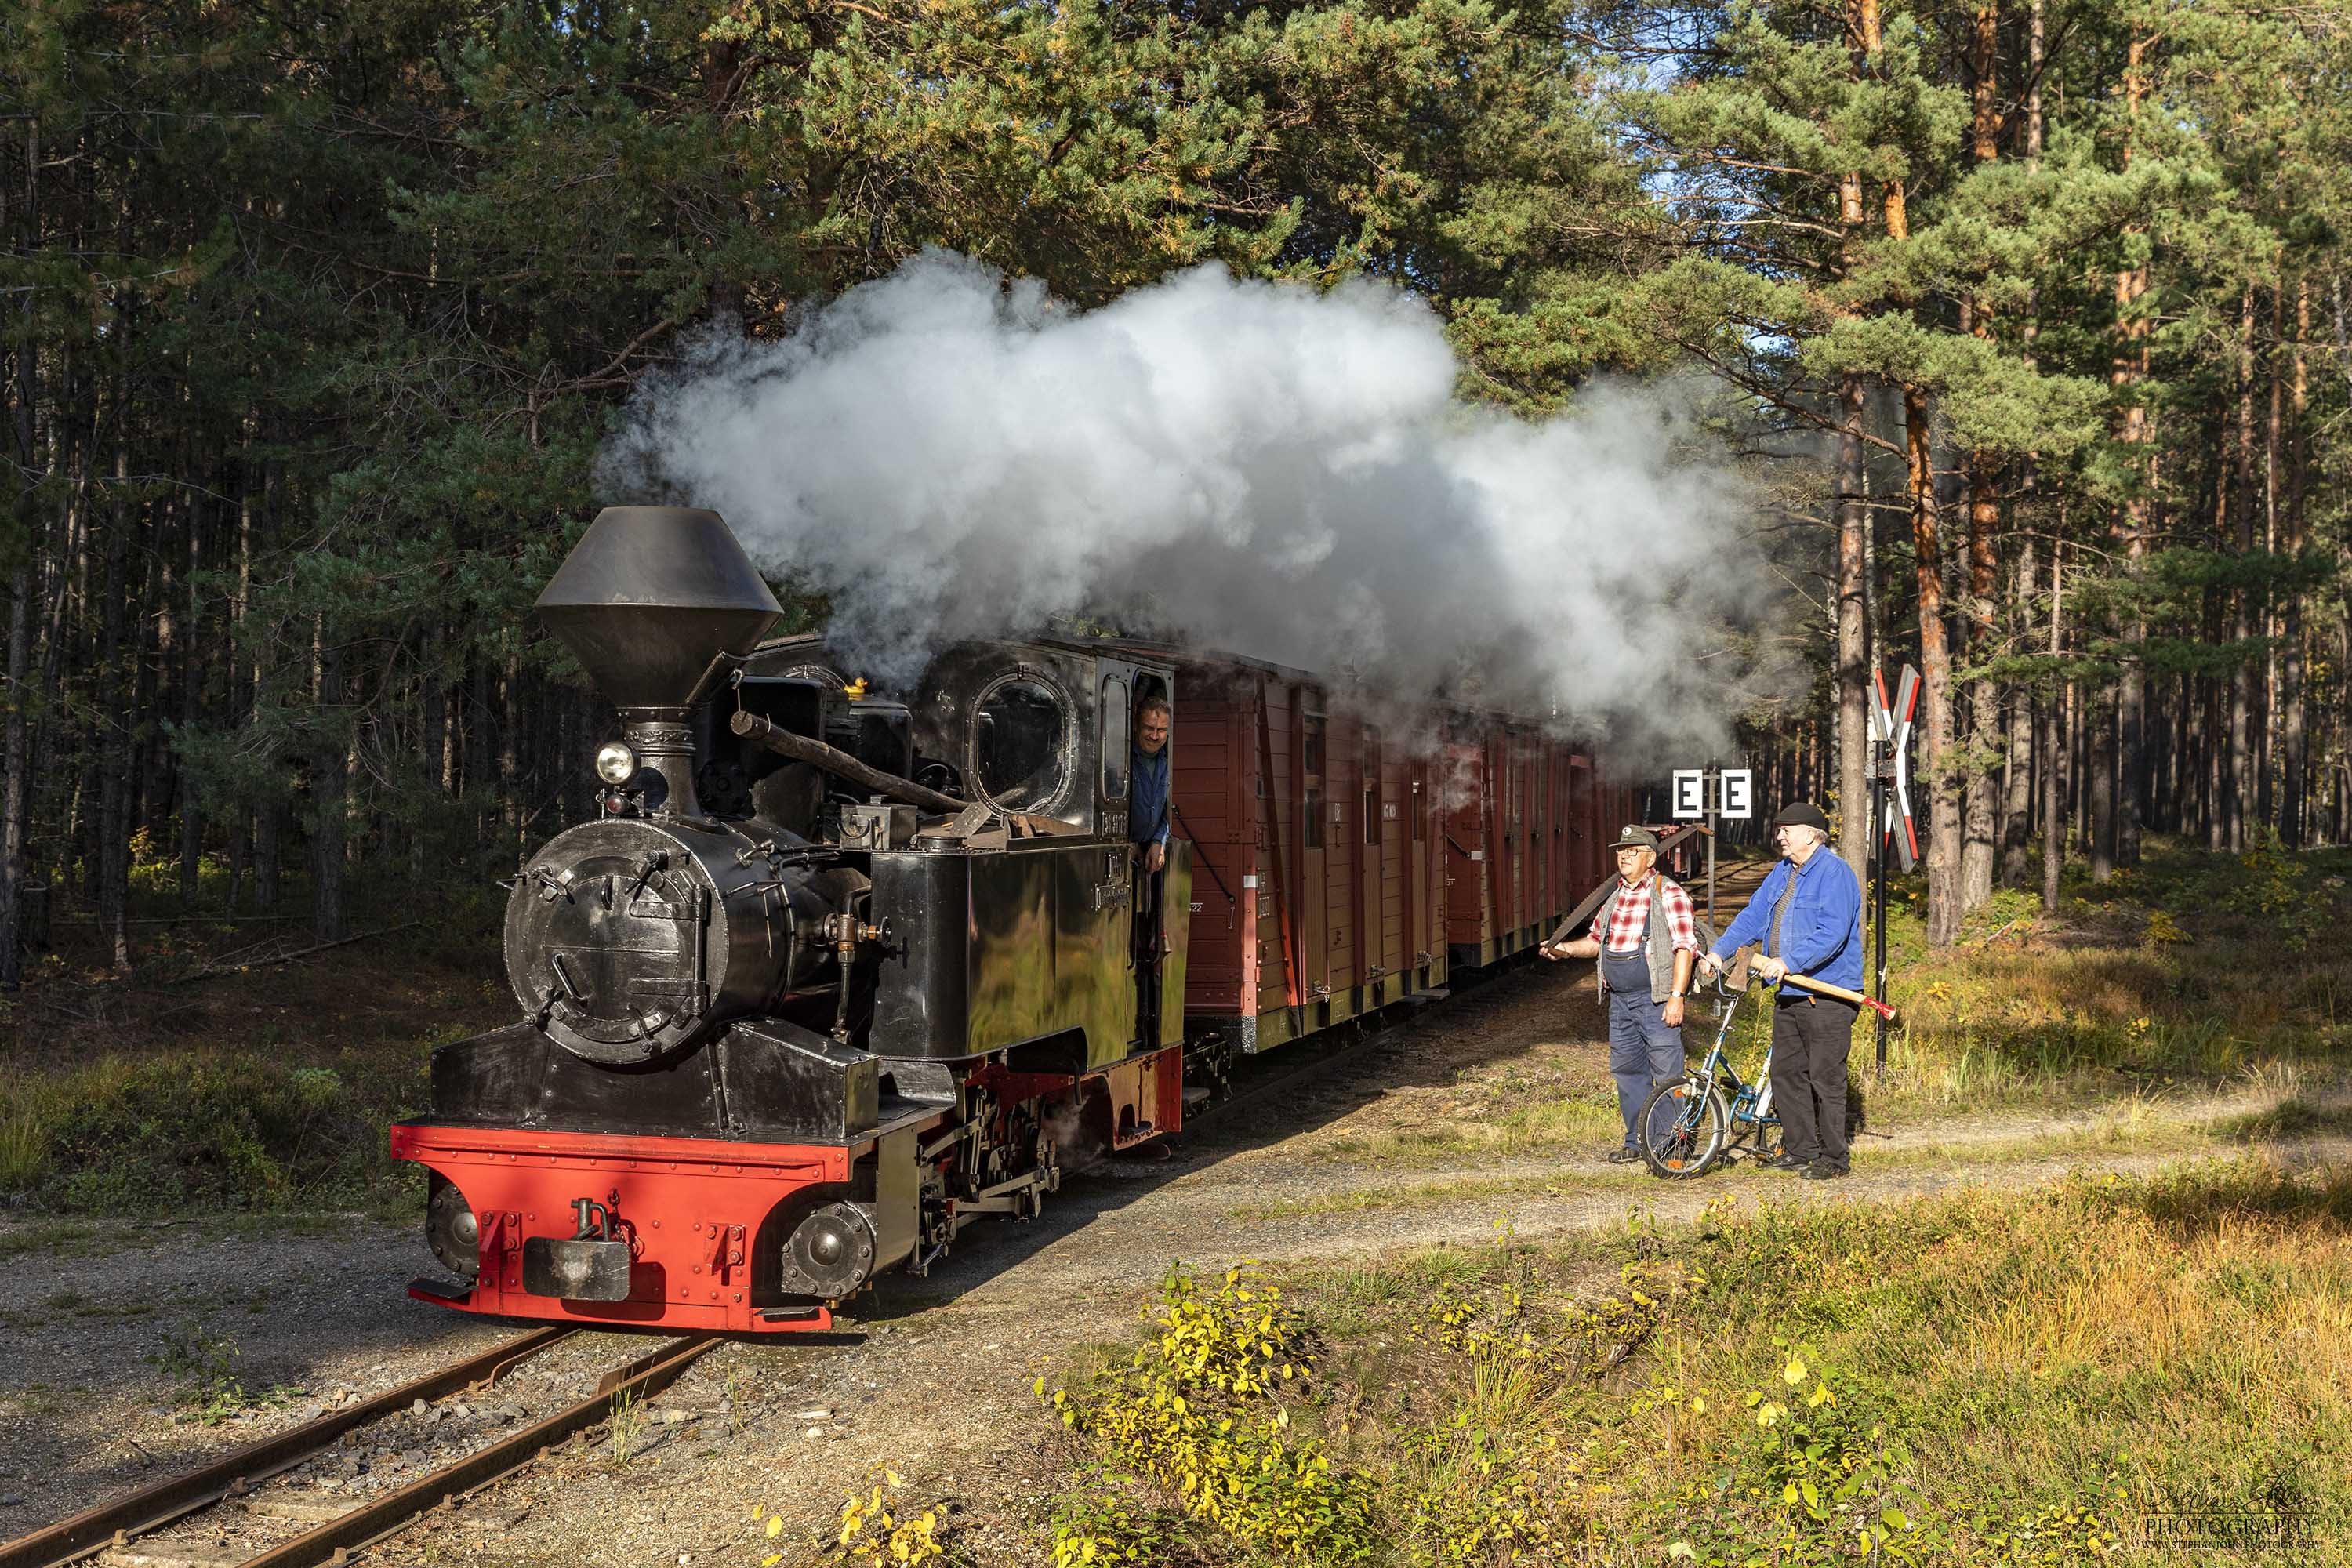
[1671, 770, 1705, 819]
[1719, 769, 1752, 819]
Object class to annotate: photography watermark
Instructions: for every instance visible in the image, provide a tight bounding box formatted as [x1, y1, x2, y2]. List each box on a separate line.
[2128, 1502, 2336, 1555]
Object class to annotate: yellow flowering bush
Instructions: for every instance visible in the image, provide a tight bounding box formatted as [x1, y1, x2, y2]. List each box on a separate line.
[750, 1471, 949, 1568]
[1038, 1264, 1375, 1563]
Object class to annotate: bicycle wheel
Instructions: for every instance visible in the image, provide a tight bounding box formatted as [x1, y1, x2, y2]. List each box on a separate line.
[1641, 1078, 1730, 1178]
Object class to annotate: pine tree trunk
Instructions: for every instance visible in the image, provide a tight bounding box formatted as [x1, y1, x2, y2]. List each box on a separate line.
[2207, 674, 2227, 851]
[1961, 463, 1999, 908]
[2229, 281, 2256, 848]
[1957, 0, 2002, 909]
[2041, 543, 2064, 911]
[2009, 3, 2046, 893]
[1, 122, 34, 988]
[310, 615, 347, 941]
[419, 624, 444, 884]
[2283, 274, 2309, 845]
[177, 494, 203, 901]
[469, 659, 493, 851]
[2111, 35, 2151, 869]
[1909, 388, 1964, 944]
[0, 561, 29, 989]
[2090, 691, 2116, 881]
[2001, 537, 2037, 884]
[1836, 372, 1871, 876]
[99, 398, 133, 971]
[2258, 279, 2281, 833]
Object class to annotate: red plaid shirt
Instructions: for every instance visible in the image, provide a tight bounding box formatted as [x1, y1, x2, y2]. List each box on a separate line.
[1588, 871, 1698, 956]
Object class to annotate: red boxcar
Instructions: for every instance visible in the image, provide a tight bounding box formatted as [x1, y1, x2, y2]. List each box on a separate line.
[1128, 648, 1632, 1057]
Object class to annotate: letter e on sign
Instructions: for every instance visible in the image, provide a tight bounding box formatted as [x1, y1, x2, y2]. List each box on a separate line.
[1671, 770, 1705, 820]
[1719, 770, 1753, 820]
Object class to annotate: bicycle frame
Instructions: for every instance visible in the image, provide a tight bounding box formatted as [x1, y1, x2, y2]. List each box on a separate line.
[1691, 974, 1777, 1145]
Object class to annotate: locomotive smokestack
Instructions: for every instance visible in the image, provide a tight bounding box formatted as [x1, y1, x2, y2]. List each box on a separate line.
[536, 506, 783, 817]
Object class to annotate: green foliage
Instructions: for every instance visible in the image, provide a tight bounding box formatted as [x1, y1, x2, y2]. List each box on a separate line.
[2, 1049, 423, 1212]
[1046, 1475, 1168, 1568]
[1040, 1263, 1378, 1563]
[147, 1321, 294, 1425]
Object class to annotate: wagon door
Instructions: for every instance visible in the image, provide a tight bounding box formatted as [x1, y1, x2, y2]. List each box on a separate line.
[1408, 757, 1430, 986]
[1301, 706, 1329, 1006]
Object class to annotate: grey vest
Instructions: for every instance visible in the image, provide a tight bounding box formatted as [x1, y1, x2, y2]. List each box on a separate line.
[1594, 873, 1687, 1005]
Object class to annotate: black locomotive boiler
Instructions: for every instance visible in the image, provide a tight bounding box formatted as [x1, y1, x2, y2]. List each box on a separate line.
[391, 506, 1195, 1334]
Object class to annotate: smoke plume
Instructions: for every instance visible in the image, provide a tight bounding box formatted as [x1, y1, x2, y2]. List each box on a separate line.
[600, 250, 1766, 764]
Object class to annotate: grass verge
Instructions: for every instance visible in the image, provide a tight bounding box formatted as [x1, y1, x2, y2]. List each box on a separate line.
[1039, 1154, 2352, 1565]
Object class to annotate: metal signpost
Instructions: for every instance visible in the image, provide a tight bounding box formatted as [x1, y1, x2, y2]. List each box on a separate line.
[1867, 665, 1919, 1070]
[1671, 764, 1753, 923]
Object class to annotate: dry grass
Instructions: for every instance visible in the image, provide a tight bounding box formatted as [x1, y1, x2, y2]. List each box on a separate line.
[1249, 1157, 2352, 1563]
[1045, 842, 2352, 1564]
[1871, 839, 2352, 1121]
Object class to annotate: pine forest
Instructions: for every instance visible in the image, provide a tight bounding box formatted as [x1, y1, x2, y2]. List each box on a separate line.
[5, 0, 2351, 970]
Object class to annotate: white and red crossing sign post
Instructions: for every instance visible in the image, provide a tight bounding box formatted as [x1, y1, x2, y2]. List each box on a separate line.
[1867, 663, 1918, 1069]
[1870, 665, 1919, 873]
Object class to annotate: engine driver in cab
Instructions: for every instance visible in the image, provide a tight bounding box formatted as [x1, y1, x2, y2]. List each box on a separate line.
[1131, 695, 1173, 964]
[1131, 695, 1172, 875]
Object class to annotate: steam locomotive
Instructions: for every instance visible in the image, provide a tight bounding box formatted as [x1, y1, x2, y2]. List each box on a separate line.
[391, 506, 1631, 1334]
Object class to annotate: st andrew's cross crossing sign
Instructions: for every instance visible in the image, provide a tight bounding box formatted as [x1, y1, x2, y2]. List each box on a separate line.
[1871, 665, 1919, 872]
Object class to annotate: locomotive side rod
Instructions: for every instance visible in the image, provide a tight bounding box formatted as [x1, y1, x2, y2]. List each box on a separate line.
[0, 1327, 576, 1568]
[728, 710, 966, 815]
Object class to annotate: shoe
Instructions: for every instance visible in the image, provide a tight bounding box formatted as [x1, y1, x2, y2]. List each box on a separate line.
[1799, 1163, 1849, 1181]
[1760, 1153, 1809, 1172]
[1606, 1145, 1645, 1164]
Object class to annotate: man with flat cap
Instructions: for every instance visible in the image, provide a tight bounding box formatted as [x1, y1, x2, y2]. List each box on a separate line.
[1699, 801, 1865, 1179]
[1541, 824, 1700, 1166]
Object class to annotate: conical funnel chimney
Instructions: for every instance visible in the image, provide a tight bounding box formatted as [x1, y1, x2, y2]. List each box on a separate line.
[537, 506, 782, 711]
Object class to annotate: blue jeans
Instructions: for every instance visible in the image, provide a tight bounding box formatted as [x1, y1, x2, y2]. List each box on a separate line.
[1603, 954, 1685, 1149]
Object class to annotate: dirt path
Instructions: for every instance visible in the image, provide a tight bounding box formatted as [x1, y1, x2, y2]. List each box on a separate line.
[2, 953, 2336, 1567]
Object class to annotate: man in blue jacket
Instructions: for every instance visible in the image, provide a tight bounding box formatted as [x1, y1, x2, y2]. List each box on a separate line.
[1698, 801, 1864, 1180]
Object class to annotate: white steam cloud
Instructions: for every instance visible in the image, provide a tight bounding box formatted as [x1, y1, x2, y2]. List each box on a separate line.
[600, 250, 1763, 764]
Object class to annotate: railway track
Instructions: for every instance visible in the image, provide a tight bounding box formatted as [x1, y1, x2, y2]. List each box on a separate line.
[0, 1330, 719, 1568]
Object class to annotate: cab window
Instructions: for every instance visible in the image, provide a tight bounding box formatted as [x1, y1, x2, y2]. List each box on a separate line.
[975, 679, 1069, 810]
[1102, 676, 1130, 800]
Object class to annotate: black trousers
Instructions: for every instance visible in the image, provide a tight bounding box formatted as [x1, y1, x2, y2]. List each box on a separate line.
[1771, 996, 1858, 1167]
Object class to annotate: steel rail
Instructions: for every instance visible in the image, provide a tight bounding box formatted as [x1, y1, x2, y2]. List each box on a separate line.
[0, 1327, 578, 1568]
[237, 1334, 720, 1568]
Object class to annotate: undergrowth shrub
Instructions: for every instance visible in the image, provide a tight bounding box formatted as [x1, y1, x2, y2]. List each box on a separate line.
[7, 1050, 421, 1210]
[1040, 1264, 1377, 1563]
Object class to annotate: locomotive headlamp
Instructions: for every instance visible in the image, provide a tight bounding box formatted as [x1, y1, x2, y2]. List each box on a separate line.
[593, 742, 638, 786]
